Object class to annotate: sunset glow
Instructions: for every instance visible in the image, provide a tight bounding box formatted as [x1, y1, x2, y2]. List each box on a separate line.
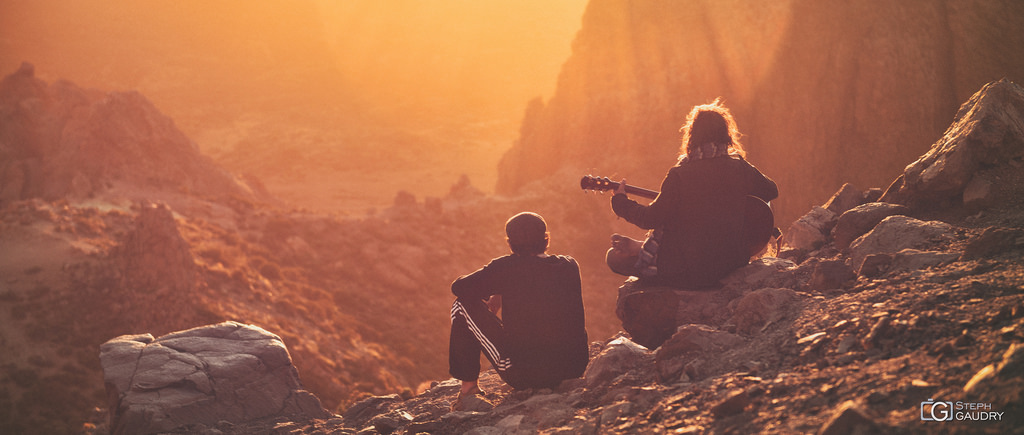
[0, 0, 587, 212]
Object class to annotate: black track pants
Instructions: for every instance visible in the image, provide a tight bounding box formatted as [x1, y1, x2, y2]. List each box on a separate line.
[449, 298, 524, 386]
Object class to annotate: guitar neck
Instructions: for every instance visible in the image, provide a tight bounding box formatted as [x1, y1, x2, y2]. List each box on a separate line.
[620, 183, 659, 199]
[580, 175, 661, 199]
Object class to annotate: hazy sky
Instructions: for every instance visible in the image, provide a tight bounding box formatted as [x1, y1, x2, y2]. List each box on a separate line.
[0, 1, 589, 210]
[0, 0, 587, 124]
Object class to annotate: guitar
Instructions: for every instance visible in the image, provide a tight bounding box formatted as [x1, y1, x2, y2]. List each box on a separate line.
[580, 175, 779, 258]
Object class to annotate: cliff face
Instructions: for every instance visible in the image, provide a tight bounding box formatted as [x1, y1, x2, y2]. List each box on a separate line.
[497, 0, 1024, 226]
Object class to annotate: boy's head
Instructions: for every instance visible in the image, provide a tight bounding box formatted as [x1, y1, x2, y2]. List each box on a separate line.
[505, 212, 549, 256]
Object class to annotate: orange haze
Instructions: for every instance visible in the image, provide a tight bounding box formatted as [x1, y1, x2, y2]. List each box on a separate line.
[0, 0, 587, 213]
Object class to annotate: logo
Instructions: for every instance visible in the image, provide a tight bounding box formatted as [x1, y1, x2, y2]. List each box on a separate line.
[921, 399, 953, 421]
[920, 398, 1004, 422]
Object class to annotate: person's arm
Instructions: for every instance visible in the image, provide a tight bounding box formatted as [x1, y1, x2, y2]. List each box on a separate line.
[451, 259, 503, 300]
[745, 162, 778, 202]
[611, 172, 678, 230]
[565, 258, 589, 375]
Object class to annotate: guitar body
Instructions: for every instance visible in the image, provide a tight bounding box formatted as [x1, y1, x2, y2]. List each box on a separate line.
[740, 195, 774, 258]
[581, 175, 776, 258]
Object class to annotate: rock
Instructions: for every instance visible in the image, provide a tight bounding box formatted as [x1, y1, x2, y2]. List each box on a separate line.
[862, 316, 891, 351]
[962, 175, 995, 208]
[367, 409, 414, 432]
[964, 365, 997, 396]
[464, 426, 501, 435]
[729, 288, 800, 335]
[711, 389, 750, 418]
[495, 414, 525, 431]
[616, 275, 753, 349]
[615, 283, 681, 349]
[119, 201, 196, 294]
[962, 226, 1024, 260]
[831, 202, 910, 251]
[856, 254, 893, 278]
[343, 394, 403, 424]
[655, 325, 746, 381]
[510, 393, 575, 431]
[863, 188, 883, 203]
[823, 183, 867, 216]
[583, 336, 649, 387]
[783, 207, 837, 252]
[720, 257, 799, 290]
[890, 249, 960, 271]
[100, 321, 330, 435]
[818, 400, 881, 435]
[599, 401, 634, 426]
[964, 343, 1024, 395]
[996, 343, 1024, 377]
[809, 259, 856, 291]
[881, 79, 1024, 209]
[115, 201, 204, 331]
[836, 336, 859, 354]
[848, 215, 954, 271]
[674, 289, 739, 332]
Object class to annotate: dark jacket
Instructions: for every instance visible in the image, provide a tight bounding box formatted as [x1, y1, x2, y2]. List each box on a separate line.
[612, 156, 778, 288]
[451, 254, 589, 385]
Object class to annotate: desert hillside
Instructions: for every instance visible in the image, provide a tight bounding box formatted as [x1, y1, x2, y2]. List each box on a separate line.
[0, 64, 629, 433]
[94, 79, 1024, 435]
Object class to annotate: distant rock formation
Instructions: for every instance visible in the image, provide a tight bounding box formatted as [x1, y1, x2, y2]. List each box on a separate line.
[119, 201, 197, 295]
[113, 201, 206, 333]
[0, 62, 263, 206]
[100, 321, 330, 435]
[497, 1, 1024, 226]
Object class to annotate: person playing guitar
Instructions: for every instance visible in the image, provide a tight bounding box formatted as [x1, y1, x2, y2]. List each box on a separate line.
[597, 99, 778, 289]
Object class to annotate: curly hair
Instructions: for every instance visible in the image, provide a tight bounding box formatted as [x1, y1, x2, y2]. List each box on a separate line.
[678, 98, 747, 160]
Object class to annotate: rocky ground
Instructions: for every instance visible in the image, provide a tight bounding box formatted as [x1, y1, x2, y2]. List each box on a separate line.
[202, 210, 1022, 435]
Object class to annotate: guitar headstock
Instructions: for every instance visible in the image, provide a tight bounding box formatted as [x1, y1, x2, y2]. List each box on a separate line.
[580, 175, 617, 193]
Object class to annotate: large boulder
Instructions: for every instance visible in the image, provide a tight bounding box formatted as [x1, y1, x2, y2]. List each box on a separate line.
[783, 207, 836, 252]
[822, 183, 870, 216]
[847, 215, 954, 270]
[615, 258, 800, 348]
[830, 202, 910, 251]
[100, 321, 331, 435]
[615, 279, 740, 349]
[881, 79, 1024, 210]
